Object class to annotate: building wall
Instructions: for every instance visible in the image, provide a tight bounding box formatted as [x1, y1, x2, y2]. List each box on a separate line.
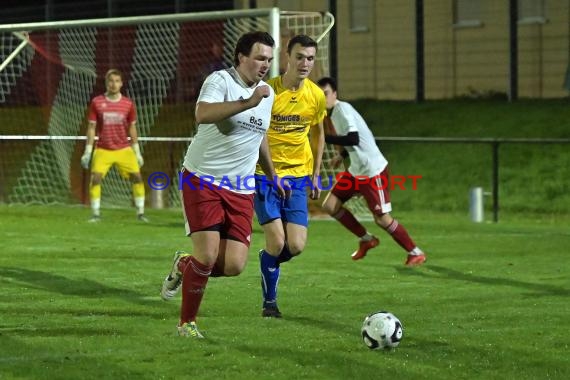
[452, 1, 510, 98]
[375, 1, 416, 99]
[518, 2, 569, 98]
[334, 0, 376, 98]
[249, 0, 570, 100]
[335, 1, 416, 100]
[424, 0, 454, 98]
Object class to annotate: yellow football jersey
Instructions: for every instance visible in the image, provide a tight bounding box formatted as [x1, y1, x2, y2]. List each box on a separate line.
[256, 76, 327, 177]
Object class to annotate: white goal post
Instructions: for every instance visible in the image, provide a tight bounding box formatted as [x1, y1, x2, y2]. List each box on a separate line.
[0, 9, 369, 217]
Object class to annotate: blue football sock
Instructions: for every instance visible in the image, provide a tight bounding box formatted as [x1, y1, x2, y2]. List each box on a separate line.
[277, 244, 294, 264]
[260, 250, 280, 304]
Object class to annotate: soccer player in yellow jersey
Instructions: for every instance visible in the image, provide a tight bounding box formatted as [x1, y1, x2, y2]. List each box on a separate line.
[254, 35, 326, 318]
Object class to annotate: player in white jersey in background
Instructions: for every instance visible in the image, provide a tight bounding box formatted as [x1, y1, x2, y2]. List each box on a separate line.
[317, 77, 427, 266]
[160, 31, 286, 338]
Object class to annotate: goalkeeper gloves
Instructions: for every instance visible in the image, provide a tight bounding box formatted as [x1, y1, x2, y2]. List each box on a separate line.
[132, 143, 144, 167]
[81, 145, 93, 169]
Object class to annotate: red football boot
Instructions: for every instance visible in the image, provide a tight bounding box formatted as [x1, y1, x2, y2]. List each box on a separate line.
[405, 253, 427, 266]
[351, 237, 380, 261]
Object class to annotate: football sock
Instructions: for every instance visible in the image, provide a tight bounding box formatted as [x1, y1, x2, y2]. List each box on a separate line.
[90, 198, 101, 217]
[277, 243, 293, 264]
[90, 183, 101, 216]
[385, 219, 417, 252]
[260, 250, 280, 304]
[359, 233, 375, 241]
[409, 247, 424, 256]
[333, 208, 366, 237]
[174, 253, 227, 277]
[176, 255, 191, 276]
[133, 183, 145, 214]
[180, 256, 212, 324]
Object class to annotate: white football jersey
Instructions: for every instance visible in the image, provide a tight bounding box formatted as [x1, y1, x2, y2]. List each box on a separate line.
[329, 101, 388, 177]
[183, 67, 275, 194]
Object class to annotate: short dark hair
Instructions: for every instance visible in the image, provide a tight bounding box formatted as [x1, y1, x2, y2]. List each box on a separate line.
[317, 77, 337, 92]
[105, 68, 123, 82]
[233, 31, 275, 66]
[287, 34, 318, 54]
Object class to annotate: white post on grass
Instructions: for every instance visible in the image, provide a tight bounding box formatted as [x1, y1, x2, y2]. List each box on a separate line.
[151, 189, 164, 209]
[469, 187, 484, 223]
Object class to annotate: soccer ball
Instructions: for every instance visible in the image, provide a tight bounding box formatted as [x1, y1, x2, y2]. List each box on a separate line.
[361, 311, 403, 349]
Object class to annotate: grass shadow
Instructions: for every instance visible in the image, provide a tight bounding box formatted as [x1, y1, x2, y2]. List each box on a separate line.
[0, 306, 170, 320]
[2, 326, 121, 337]
[285, 314, 356, 337]
[0, 267, 163, 306]
[234, 343, 391, 378]
[395, 264, 570, 297]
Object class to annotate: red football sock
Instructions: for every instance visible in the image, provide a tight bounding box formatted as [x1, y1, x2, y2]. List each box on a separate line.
[180, 256, 212, 324]
[177, 255, 191, 274]
[333, 208, 366, 238]
[178, 253, 224, 277]
[385, 219, 416, 252]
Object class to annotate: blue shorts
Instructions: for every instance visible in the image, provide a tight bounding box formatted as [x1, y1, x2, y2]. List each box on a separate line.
[254, 175, 310, 227]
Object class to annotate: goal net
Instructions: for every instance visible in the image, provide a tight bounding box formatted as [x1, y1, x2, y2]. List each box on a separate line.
[0, 9, 366, 217]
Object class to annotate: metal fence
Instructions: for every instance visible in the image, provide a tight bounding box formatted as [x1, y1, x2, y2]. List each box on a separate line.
[377, 136, 570, 221]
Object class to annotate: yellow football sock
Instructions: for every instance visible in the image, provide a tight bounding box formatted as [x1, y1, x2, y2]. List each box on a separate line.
[133, 182, 145, 214]
[132, 182, 145, 198]
[90, 183, 101, 201]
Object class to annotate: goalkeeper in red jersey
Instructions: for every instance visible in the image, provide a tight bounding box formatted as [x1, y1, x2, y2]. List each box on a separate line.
[317, 77, 426, 266]
[80, 69, 147, 222]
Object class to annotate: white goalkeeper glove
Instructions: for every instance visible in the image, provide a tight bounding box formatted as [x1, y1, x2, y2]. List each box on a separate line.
[81, 144, 93, 169]
[132, 143, 144, 167]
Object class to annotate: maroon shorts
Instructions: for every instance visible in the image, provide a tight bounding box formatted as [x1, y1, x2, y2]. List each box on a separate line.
[331, 168, 392, 215]
[181, 170, 255, 246]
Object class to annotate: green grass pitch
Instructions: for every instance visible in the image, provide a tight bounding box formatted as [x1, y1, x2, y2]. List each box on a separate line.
[1, 205, 569, 379]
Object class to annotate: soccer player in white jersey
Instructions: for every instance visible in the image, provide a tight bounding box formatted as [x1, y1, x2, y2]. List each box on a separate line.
[317, 77, 427, 266]
[80, 69, 147, 222]
[160, 32, 286, 338]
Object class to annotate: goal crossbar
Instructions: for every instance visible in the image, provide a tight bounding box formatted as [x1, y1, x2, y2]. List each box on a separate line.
[0, 8, 281, 32]
[0, 8, 283, 77]
[0, 135, 193, 142]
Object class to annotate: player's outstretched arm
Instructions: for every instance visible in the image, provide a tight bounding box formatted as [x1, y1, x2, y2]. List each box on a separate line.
[195, 85, 270, 125]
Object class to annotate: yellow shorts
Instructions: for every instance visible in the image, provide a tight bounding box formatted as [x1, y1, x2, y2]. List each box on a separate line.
[91, 147, 140, 178]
